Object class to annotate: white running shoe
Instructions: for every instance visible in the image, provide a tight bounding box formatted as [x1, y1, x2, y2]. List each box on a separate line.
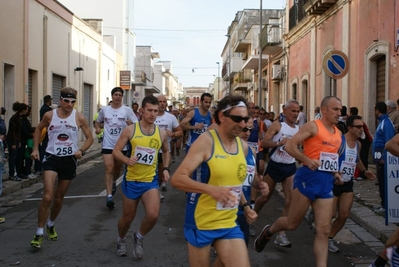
[274, 233, 291, 247]
[328, 239, 339, 253]
[116, 239, 127, 257]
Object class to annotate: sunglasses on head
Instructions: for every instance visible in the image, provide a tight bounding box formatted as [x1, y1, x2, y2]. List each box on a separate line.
[224, 113, 250, 123]
[351, 125, 363, 129]
[62, 98, 76, 104]
[242, 127, 253, 133]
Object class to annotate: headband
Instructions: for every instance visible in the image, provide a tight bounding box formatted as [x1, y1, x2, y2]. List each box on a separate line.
[60, 92, 76, 99]
[221, 101, 247, 113]
[111, 87, 124, 96]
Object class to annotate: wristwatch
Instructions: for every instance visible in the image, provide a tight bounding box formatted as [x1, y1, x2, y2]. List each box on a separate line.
[242, 202, 252, 209]
[163, 167, 170, 172]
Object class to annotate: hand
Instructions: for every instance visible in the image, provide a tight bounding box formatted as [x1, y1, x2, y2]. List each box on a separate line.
[279, 137, 289, 146]
[258, 175, 269, 196]
[95, 128, 102, 135]
[74, 150, 84, 159]
[31, 150, 39, 160]
[209, 186, 238, 207]
[244, 208, 258, 224]
[126, 156, 138, 166]
[163, 170, 170, 182]
[195, 123, 204, 130]
[365, 170, 376, 180]
[305, 159, 321, 171]
[126, 119, 133, 125]
[334, 172, 344, 185]
[166, 131, 174, 137]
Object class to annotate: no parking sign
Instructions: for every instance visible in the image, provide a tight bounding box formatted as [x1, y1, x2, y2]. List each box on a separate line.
[133, 91, 140, 101]
[322, 50, 349, 79]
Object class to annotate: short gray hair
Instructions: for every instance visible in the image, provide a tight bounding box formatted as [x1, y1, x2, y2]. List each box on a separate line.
[386, 100, 397, 109]
[284, 99, 299, 108]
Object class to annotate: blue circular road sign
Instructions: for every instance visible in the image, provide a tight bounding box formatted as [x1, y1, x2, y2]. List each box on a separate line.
[322, 50, 349, 79]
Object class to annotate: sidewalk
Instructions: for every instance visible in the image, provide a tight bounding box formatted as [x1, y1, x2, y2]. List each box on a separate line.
[1, 139, 103, 196]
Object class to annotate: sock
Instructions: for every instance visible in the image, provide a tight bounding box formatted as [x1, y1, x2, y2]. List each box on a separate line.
[107, 194, 112, 198]
[118, 237, 126, 242]
[136, 231, 144, 240]
[36, 227, 44, 236]
[47, 220, 55, 227]
[265, 228, 273, 238]
[374, 256, 387, 267]
[329, 237, 333, 240]
[250, 200, 255, 210]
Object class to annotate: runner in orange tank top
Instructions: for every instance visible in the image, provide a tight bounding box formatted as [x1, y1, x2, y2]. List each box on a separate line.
[254, 96, 343, 267]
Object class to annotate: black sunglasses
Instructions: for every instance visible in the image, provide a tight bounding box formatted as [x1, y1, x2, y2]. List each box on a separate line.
[242, 127, 253, 133]
[224, 113, 250, 123]
[351, 125, 363, 129]
[62, 98, 76, 104]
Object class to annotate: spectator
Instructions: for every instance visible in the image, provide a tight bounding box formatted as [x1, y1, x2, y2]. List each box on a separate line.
[386, 100, 399, 133]
[314, 106, 321, 120]
[6, 102, 28, 180]
[296, 105, 307, 127]
[21, 106, 34, 178]
[131, 102, 141, 120]
[372, 102, 396, 214]
[35, 95, 53, 175]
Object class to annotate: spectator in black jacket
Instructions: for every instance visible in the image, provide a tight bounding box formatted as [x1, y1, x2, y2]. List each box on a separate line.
[21, 106, 34, 178]
[7, 102, 28, 180]
[35, 95, 52, 174]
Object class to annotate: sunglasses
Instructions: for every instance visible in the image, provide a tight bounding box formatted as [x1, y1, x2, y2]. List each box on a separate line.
[351, 125, 363, 129]
[224, 113, 250, 123]
[242, 127, 253, 133]
[62, 98, 76, 104]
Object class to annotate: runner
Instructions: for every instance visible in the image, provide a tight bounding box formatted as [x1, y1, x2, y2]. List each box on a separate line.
[254, 96, 343, 267]
[113, 95, 170, 259]
[252, 99, 300, 246]
[30, 87, 93, 248]
[179, 93, 212, 152]
[155, 95, 182, 196]
[95, 87, 138, 209]
[328, 115, 375, 253]
[172, 95, 251, 267]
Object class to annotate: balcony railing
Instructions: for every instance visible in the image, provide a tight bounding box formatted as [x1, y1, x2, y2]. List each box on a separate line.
[304, 0, 337, 16]
[132, 70, 146, 86]
[289, 0, 306, 31]
[261, 24, 283, 55]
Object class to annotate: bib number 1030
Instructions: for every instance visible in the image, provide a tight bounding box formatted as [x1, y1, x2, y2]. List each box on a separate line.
[318, 152, 339, 172]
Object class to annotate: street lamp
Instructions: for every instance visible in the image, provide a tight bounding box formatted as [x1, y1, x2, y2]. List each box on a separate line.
[225, 34, 232, 95]
[216, 62, 220, 100]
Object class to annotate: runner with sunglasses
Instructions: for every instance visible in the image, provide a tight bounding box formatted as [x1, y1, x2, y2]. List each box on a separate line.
[95, 87, 138, 209]
[172, 95, 251, 267]
[251, 99, 300, 246]
[30, 87, 93, 248]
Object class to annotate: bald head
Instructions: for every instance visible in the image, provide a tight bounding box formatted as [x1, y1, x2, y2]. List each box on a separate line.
[157, 95, 167, 112]
[320, 96, 341, 108]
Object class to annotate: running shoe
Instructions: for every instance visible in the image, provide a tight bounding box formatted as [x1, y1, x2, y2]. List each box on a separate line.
[30, 235, 43, 248]
[367, 263, 376, 267]
[249, 224, 256, 237]
[160, 192, 165, 201]
[116, 239, 127, 257]
[161, 182, 167, 191]
[254, 224, 271, 253]
[112, 181, 117, 196]
[46, 225, 58, 241]
[132, 233, 144, 259]
[28, 174, 36, 179]
[106, 196, 115, 209]
[176, 150, 180, 157]
[274, 233, 291, 247]
[171, 157, 175, 163]
[305, 209, 315, 226]
[328, 239, 339, 253]
[374, 207, 385, 214]
[0, 217, 5, 223]
[10, 176, 22, 181]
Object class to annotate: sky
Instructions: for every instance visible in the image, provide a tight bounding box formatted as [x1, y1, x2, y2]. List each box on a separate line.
[134, 0, 286, 88]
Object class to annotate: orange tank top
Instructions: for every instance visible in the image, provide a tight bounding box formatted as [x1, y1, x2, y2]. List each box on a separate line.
[303, 120, 341, 161]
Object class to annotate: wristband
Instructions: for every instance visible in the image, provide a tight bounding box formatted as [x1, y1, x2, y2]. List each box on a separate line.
[163, 167, 170, 172]
[79, 149, 86, 156]
[242, 202, 252, 209]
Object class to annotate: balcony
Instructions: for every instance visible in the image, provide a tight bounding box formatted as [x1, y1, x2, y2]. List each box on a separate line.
[234, 38, 251, 53]
[242, 53, 269, 70]
[232, 70, 252, 91]
[304, 0, 337, 16]
[132, 70, 146, 86]
[261, 24, 283, 55]
[222, 56, 244, 81]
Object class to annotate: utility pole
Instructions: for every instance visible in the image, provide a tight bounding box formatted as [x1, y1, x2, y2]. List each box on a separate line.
[258, 0, 263, 106]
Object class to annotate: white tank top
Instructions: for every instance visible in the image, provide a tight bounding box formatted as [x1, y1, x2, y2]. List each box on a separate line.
[155, 112, 179, 152]
[270, 122, 299, 164]
[46, 109, 79, 157]
[98, 105, 138, 150]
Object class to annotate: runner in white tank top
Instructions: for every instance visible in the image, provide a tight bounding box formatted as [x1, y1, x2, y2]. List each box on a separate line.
[155, 95, 183, 194]
[30, 87, 93, 249]
[254, 99, 300, 247]
[94, 87, 138, 210]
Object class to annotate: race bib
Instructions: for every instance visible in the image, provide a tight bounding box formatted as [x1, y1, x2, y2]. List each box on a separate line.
[216, 186, 241, 210]
[134, 145, 157, 165]
[54, 142, 74, 156]
[373, 147, 383, 163]
[247, 141, 259, 153]
[318, 152, 339, 172]
[109, 127, 122, 136]
[193, 123, 207, 135]
[340, 161, 356, 182]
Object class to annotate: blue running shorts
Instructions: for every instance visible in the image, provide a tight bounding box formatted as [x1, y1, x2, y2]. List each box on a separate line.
[121, 178, 159, 200]
[184, 226, 244, 248]
[293, 165, 334, 201]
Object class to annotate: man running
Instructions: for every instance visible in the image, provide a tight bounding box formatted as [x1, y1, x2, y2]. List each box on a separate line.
[180, 93, 212, 152]
[328, 115, 375, 253]
[253, 99, 300, 246]
[172, 95, 251, 267]
[30, 87, 93, 248]
[113, 95, 170, 259]
[95, 87, 137, 209]
[155, 95, 182, 195]
[254, 96, 343, 267]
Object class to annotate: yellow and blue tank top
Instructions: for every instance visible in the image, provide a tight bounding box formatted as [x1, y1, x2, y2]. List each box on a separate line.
[186, 108, 212, 147]
[125, 122, 162, 183]
[184, 130, 247, 230]
[238, 147, 256, 215]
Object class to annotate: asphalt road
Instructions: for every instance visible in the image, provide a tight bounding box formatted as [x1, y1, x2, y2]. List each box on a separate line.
[0, 155, 377, 267]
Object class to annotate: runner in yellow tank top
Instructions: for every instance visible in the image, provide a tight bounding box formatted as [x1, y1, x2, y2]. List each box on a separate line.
[112, 95, 170, 259]
[172, 95, 251, 267]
